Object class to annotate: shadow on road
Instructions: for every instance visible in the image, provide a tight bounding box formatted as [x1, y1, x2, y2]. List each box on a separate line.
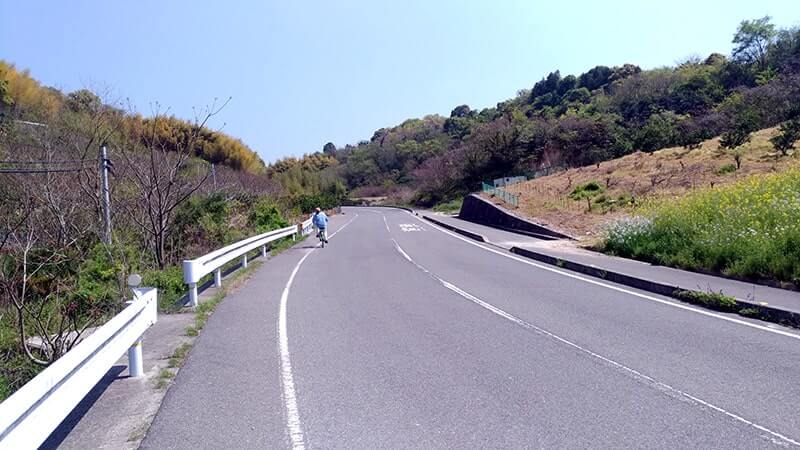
[41, 365, 127, 450]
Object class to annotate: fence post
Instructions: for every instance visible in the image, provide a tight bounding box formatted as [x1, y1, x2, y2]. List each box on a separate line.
[214, 268, 222, 288]
[128, 339, 144, 377]
[189, 283, 198, 307]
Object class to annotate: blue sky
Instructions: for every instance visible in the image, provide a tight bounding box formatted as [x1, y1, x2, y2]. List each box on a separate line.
[1, 1, 797, 163]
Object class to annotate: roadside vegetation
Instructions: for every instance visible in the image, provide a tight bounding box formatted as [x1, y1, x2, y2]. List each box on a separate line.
[604, 169, 800, 285]
[0, 63, 344, 400]
[432, 197, 463, 214]
[503, 127, 798, 237]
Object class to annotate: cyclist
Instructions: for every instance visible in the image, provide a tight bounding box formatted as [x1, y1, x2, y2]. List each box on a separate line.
[312, 207, 329, 243]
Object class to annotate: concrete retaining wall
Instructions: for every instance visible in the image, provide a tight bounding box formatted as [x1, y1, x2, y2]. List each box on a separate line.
[458, 194, 572, 240]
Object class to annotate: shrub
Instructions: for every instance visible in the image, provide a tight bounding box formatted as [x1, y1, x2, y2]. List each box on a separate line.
[143, 265, 186, 311]
[249, 199, 289, 233]
[569, 181, 605, 211]
[569, 181, 604, 199]
[715, 163, 737, 175]
[432, 197, 463, 213]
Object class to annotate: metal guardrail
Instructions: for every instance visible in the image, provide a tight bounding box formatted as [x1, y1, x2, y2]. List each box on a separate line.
[0, 288, 158, 449]
[183, 218, 314, 306]
[482, 182, 520, 208]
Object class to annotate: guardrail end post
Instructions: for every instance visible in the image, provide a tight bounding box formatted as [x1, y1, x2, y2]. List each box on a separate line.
[189, 283, 198, 307]
[242, 254, 248, 269]
[128, 338, 144, 378]
[261, 245, 268, 257]
[214, 268, 222, 288]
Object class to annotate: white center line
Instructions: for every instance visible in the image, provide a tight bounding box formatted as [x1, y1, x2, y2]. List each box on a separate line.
[390, 238, 800, 447]
[277, 214, 358, 449]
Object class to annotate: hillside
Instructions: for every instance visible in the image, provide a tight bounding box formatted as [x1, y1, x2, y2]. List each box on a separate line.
[492, 127, 799, 238]
[0, 61, 265, 173]
[315, 17, 800, 206]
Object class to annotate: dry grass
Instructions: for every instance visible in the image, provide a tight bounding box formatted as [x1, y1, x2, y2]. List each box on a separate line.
[492, 127, 799, 239]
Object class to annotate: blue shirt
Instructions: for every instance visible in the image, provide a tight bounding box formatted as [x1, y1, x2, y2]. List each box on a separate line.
[313, 212, 328, 229]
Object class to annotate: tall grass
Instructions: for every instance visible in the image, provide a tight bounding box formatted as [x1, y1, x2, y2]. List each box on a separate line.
[603, 169, 800, 283]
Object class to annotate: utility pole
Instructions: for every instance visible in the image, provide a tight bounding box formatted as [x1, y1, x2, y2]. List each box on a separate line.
[100, 144, 112, 244]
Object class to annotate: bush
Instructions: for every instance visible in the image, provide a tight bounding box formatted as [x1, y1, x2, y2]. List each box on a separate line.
[432, 197, 463, 213]
[715, 163, 737, 175]
[569, 181, 605, 210]
[603, 170, 800, 283]
[569, 181, 604, 199]
[143, 265, 186, 311]
[249, 199, 289, 233]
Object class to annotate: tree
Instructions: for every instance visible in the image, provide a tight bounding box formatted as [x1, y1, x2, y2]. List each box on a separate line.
[719, 127, 751, 169]
[322, 142, 336, 155]
[531, 71, 561, 99]
[579, 66, 613, 91]
[66, 89, 103, 114]
[562, 87, 591, 104]
[118, 100, 228, 269]
[635, 111, 681, 152]
[556, 75, 577, 96]
[732, 16, 776, 69]
[770, 118, 800, 155]
[450, 104, 472, 118]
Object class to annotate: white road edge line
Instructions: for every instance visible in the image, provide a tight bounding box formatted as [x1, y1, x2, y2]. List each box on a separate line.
[409, 213, 800, 341]
[382, 214, 391, 232]
[278, 214, 358, 449]
[390, 238, 800, 447]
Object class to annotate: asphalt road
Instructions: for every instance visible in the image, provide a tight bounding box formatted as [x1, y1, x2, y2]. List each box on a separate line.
[141, 207, 800, 449]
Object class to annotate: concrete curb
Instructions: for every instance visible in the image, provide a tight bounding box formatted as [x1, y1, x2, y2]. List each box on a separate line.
[510, 246, 800, 329]
[422, 215, 486, 242]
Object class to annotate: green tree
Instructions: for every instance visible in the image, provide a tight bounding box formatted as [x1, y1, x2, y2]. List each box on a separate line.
[322, 142, 336, 155]
[719, 127, 751, 169]
[732, 16, 777, 69]
[635, 112, 681, 152]
[770, 118, 800, 155]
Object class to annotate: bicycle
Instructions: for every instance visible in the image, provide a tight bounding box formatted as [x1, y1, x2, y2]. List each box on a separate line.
[316, 228, 327, 248]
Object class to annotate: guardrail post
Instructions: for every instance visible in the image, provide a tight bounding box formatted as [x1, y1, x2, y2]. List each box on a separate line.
[261, 245, 267, 258]
[242, 254, 248, 269]
[214, 268, 222, 288]
[128, 338, 144, 377]
[189, 282, 198, 307]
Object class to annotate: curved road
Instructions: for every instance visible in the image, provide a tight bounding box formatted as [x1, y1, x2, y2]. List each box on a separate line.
[141, 207, 800, 449]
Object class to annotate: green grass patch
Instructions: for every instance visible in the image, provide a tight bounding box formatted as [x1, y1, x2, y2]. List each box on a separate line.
[569, 181, 604, 200]
[738, 307, 760, 317]
[155, 368, 176, 389]
[168, 343, 192, 369]
[432, 197, 463, 214]
[715, 163, 738, 175]
[604, 169, 800, 283]
[673, 289, 738, 312]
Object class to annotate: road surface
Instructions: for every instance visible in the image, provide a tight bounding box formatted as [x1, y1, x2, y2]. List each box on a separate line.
[141, 207, 800, 449]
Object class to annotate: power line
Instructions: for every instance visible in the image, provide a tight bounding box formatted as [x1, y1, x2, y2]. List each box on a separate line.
[0, 167, 88, 174]
[0, 159, 90, 165]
